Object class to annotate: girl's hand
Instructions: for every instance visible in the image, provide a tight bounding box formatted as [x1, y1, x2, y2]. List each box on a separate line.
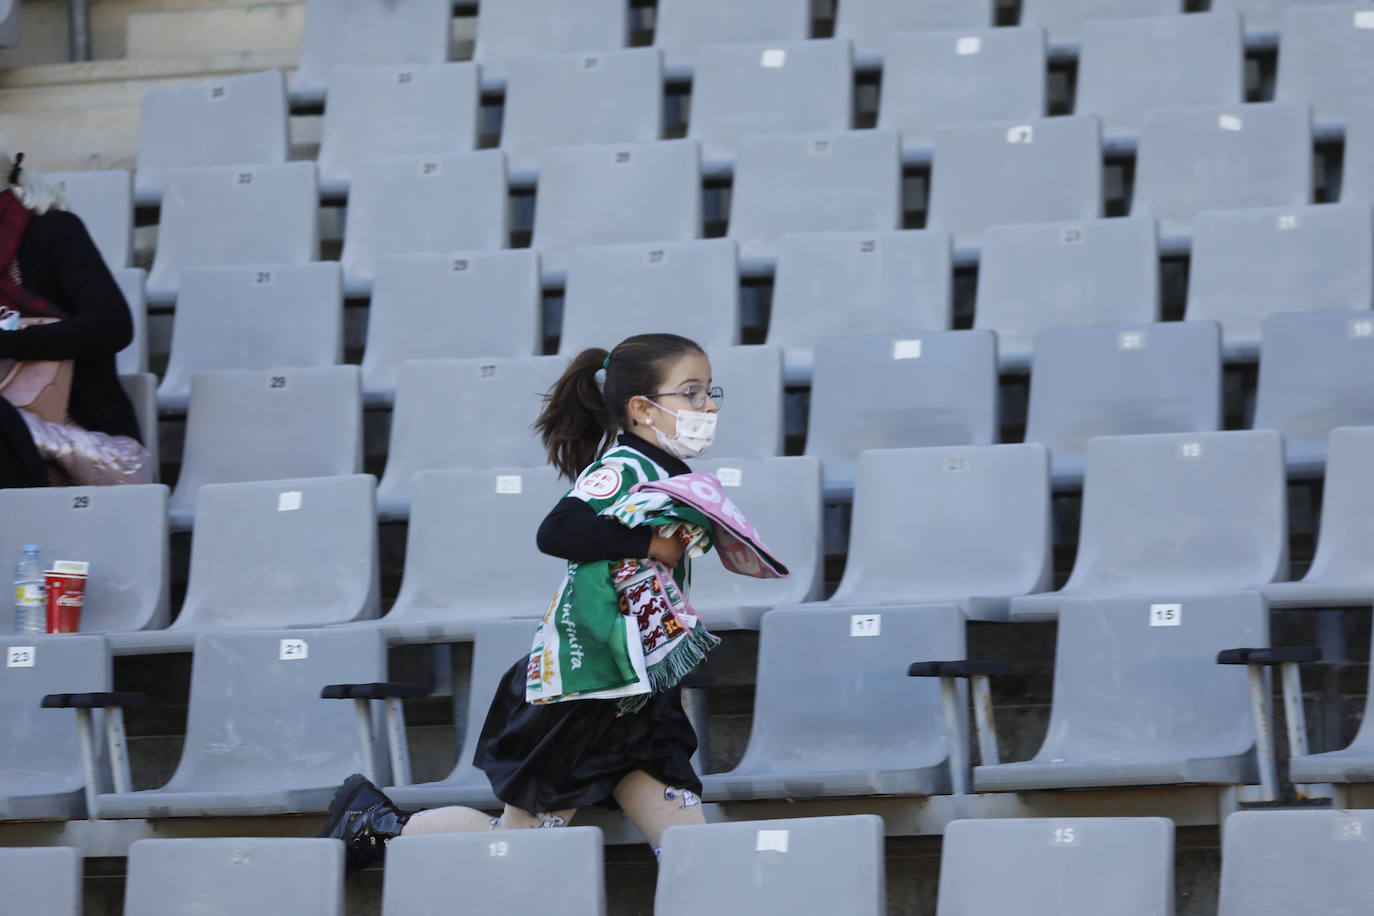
[648, 532, 686, 568]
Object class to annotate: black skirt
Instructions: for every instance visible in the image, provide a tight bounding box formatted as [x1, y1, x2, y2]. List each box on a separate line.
[473, 658, 702, 814]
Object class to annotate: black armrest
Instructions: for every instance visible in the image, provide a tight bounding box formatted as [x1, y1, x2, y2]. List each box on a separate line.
[41, 691, 153, 709]
[320, 682, 429, 700]
[1217, 647, 1322, 666]
[907, 660, 1014, 678]
[679, 673, 716, 689]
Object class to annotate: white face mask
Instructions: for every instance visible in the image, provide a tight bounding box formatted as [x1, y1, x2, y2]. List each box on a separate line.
[645, 401, 717, 460]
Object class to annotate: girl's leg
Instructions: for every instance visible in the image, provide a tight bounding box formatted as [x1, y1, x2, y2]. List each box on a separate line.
[402, 804, 577, 836]
[612, 770, 705, 858]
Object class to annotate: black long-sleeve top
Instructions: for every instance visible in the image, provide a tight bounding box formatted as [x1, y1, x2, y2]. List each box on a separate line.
[0, 209, 141, 442]
[536, 434, 691, 562]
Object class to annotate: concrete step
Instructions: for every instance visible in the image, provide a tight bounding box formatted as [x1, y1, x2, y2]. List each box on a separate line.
[126, 3, 305, 60]
[0, 0, 259, 66]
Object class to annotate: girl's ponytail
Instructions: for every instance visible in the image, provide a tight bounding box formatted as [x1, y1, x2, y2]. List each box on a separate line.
[535, 347, 614, 481]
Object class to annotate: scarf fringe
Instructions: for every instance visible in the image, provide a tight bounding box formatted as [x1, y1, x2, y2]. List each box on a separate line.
[614, 621, 722, 714]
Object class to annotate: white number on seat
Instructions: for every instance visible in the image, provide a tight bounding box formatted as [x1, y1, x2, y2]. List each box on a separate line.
[7, 646, 35, 667]
[279, 639, 308, 661]
[1150, 604, 1182, 627]
[1050, 825, 1079, 846]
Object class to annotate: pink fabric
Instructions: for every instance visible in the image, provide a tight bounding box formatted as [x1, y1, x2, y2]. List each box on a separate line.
[632, 472, 789, 579]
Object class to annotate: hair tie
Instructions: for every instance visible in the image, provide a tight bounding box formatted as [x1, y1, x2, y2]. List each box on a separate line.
[8, 152, 23, 186]
[601, 355, 610, 370]
[593, 368, 607, 391]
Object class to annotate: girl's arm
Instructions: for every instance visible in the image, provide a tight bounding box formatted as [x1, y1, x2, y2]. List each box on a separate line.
[537, 496, 655, 562]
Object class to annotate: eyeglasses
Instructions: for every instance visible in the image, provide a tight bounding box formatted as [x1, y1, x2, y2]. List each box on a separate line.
[645, 385, 724, 410]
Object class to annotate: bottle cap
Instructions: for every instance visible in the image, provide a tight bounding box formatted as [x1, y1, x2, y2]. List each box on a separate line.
[22, 544, 39, 552]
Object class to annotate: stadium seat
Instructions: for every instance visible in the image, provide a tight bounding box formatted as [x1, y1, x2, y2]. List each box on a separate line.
[146, 162, 319, 305]
[0, 0, 17, 47]
[1290, 623, 1374, 783]
[340, 150, 508, 297]
[157, 262, 343, 411]
[1075, 11, 1245, 153]
[119, 372, 159, 479]
[1262, 426, 1374, 607]
[501, 48, 663, 185]
[805, 331, 999, 498]
[1020, 0, 1183, 56]
[473, 0, 627, 90]
[1185, 203, 1373, 359]
[134, 69, 289, 206]
[768, 230, 952, 382]
[49, 169, 131, 269]
[167, 366, 362, 528]
[1275, 3, 1374, 137]
[0, 635, 109, 821]
[938, 818, 1175, 915]
[688, 39, 853, 175]
[0, 848, 81, 916]
[113, 266, 146, 376]
[1218, 810, 1374, 914]
[689, 456, 824, 629]
[293, 0, 453, 104]
[1212, 0, 1364, 47]
[1341, 97, 1374, 204]
[653, 0, 811, 78]
[386, 619, 541, 807]
[531, 139, 701, 285]
[361, 250, 541, 404]
[126, 838, 343, 914]
[835, 0, 995, 68]
[559, 239, 740, 355]
[877, 27, 1047, 164]
[974, 217, 1160, 370]
[927, 115, 1103, 262]
[1009, 431, 1287, 620]
[700, 345, 785, 459]
[0, 484, 168, 634]
[826, 445, 1052, 620]
[657, 816, 886, 915]
[1252, 314, 1374, 474]
[97, 628, 385, 817]
[383, 827, 605, 915]
[1025, 321, 1223, 486]
[978, 591, 1267, 791]
[317, 63, 480, 197]
[1131, 102, 1314, 252]
[729, 130, 902, 274]
[375, 358, 564, 518]
[111, 477, 379, 655]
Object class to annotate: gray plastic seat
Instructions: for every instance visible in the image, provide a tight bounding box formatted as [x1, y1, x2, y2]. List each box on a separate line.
[317, 63, 479, 197]
[729, 130, 901, 274]
[167, 366, 362, 528]
[501, 48, 663, 185]
[293, 0, 453, 104]
[531, 139, 701, 285]
[1263, 426, 1374, 608]
[1185, 203, 1373, 358]
[1253, 314, 1374, 474]
[1342, 97, 1374, 205]
[1275, 4, 1374, 137]
[701, 346, 785, 460]
[1026, 321, 1223, 486]
[157, 262, 343, 410]
[1010, 431, 1287, 620]
[361, 250, 541, 404]
[937, 817, 1174, 915]
[877, 27, 1047, 164]
[0, 0, 16, 47]
[975, 218, 1160, 370]
[560, 239, 739, 355]
[688, 40, 853, 175]
[688, 456, 823, 629]
[805, 331, 999, 498]
[474, 0, 626, 90]
[376, 358, 563, 518]
[112, 267, 146, 375]
[653, 0, 810, 78]
[768, 230, 952, 382]
[146, 161, 319, 305]
[340, 150, 507, 297]
[48, 169, 131, 269]
[1076, 11, 1244, 153]
[111, 477, 379, 655]
[827, 445, 1052, 620]
[928, 115, 1103, 262]
[1131, 102, 1314, 252]
[0, 848, 81, 915]
[979, 591, 1266, 791]
[1213, 0, 1362, 46]
[836, 0, 995, 67]
[1020, 0, 1183, 56]
[386, 619, 541, 807]
[119, 373, 159, 480]
[126, 838, 343, 914]
[383, 827, 605, 915]
[135, 69, 289, 206]
[0, 485, 169, 634]
[1218, 810, 1374, 913]
[0, 636, 109, 821]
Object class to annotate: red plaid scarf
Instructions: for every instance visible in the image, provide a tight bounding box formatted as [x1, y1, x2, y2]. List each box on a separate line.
[0, 189, 66, 320]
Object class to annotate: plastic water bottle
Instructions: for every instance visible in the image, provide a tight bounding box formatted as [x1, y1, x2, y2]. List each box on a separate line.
[13, 544, 45, 634]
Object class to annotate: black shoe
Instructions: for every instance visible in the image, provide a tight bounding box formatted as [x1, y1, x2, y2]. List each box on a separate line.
[317, 773, 410, 873]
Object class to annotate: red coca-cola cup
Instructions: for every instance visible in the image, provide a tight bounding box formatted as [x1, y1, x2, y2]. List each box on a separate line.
[45, 569, 87, 633]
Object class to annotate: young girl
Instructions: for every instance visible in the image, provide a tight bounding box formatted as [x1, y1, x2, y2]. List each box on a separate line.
[320, 333, 724, 871]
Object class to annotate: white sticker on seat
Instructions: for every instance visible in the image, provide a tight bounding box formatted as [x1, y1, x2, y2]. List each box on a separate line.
[1179, 441, 1203, 459]
[761, 49, 787, 68]
[396, 70, 415, 85]
[252, 269, 274, 286]
[277, 490, 303, 512]
[1349, 318, 1374, 339]
[756, 829, 790, 853]
[1150, 603, 1182, 627]
[580, 55, 603, 71]
[646, 248, 668, 266]
[1050, 825, 1080, 846]
[451, 257, 471, 273]
[955, 36, 982, 55]
[892, 339, 923, 360]
[419, 160, 441, 177]
[488, 840, 511, 857]
[279, 638, 308, 661]
[6, 646, 35, 668]
[1007, 125, 1034, 144]
[1334, 816, 1368, 840]
[1060, 227, 1084, 244]
[717, 467, 744, 487]
[1276, 213, 1299, 231]
[207, 84, 229, 102]
[1356, 10, 1374, 28]
[808, 137, 832, 156]
[267, 373, 288, 391]
[71, 494, 92, 511]
[850, 614, 881, 637]
[944, 454, 970, 473]
[1218, 114, 1243, 132]
[234, 170, 255, 187]
[475, 362, 498, 380]
[1118, 331, 1146, 351]
[496, 475, 523, 494]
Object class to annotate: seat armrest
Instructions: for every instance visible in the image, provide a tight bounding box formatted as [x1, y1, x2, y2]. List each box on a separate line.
[908, 660, 1013, 678]
[321, 682, 429, 700]
[1217, 647, 1321, 666]
[42, 691, 153, 709]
